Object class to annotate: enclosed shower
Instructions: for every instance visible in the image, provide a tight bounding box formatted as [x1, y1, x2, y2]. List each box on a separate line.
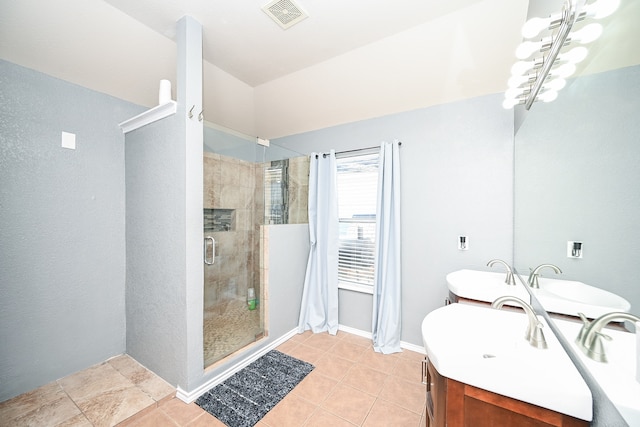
[202, 124, 307, 367]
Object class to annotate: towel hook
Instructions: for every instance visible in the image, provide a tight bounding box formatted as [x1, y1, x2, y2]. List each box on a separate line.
[188, 105, 195, 119]
[198, 110, 204, 122]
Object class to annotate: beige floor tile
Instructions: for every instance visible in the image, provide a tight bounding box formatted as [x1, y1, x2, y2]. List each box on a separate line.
[289, 330, 313, 343]
[329, 340, 369, 362]
[261, 393, 317, 427]
[290, 371, 338, 404]
[185, 411, 227, 426]
[303, 332, 340, 352]
[284, 343, 325, 364]
[58, 413, 94, 427]
[276, 339, 300, 355]
[0, 382, 66, 422]
[303, 408, 357, 427]
[311, 354, 354, 381]
[108, 355, 175, 402]
[125, 407, 178, 427]
[341, 364, 389, 396]
[9, 393, 83, 427]
[79, 386, 156, 427]
[391, 358, 422, 384]
[340, 333, 372, 348]
[362, 399, 422, 427]
[160, 398, 208, 426]
[321, 384, 375, 426]
[397, 349, 426, 363]
[379, 377, 426, 415]
[59, 363, 133, 403]
[356, 349, 399, 374]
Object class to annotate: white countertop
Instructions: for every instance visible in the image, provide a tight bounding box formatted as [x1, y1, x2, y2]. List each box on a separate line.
[421, 303, 592, 421]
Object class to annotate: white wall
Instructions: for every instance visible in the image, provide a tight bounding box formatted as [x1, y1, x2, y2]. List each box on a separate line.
[254, 0, 527, 139]
[273, 92, 514, 346]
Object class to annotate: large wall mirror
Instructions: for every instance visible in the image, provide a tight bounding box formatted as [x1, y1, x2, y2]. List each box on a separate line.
[513, 0, 640, 423]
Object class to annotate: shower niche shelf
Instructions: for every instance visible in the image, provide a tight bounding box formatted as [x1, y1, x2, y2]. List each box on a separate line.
[204, 208, 235, 232]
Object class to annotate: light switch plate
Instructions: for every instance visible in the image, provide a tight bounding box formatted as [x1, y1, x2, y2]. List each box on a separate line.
[61, 131, 76, 150]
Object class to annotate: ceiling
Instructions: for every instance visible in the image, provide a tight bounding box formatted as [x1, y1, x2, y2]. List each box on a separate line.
[0, 0, 516, 95]
[1, 0, 637, 137]
[100, 0, 492, 87]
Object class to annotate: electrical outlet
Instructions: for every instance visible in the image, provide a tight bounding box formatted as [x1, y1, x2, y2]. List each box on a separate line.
[458, 236, 469, 251]
[567, 241, 583, 258]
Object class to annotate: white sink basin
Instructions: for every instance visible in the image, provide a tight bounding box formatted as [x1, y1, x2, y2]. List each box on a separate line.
[421, 303, 592, 421]
[446, 269, 631, 320]
[554, 318, 640, 425]
[446, 269, 530, 303]
[533, 277, 631, 319]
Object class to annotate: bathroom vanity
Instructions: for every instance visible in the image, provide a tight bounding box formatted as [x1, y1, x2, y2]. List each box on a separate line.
[421, 303, 592, 427]
[423, 359, 587, 427]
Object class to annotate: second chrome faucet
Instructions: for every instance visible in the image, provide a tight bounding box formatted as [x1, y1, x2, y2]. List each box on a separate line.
[528, 263, 562, 288]
[492, 296, 547, 349]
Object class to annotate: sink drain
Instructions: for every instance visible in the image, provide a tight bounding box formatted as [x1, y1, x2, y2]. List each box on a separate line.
[482, 354, 496, 358]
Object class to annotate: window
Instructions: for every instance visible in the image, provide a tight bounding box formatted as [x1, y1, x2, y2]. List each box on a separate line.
[336, 151, 379, 290]
[264, 160, 289, 224]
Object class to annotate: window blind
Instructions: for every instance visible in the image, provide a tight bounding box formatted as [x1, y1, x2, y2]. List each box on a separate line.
[336, 152, 379, 286]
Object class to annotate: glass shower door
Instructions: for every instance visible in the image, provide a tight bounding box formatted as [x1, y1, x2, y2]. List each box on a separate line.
[202, 130, 265, 368]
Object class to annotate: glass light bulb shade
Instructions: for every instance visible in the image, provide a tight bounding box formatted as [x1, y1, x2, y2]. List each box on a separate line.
[552, 62, 577, 78]
[560, 46, 589, 64]
[516, 41, 543, 59]
[522, 17, 551, 38]
[544, 77, 567, 91]
[571, 23, 603, 44]
[585, 0, 620, 19]
[511, 60, 536, 76]
[508, 74, 533, 88]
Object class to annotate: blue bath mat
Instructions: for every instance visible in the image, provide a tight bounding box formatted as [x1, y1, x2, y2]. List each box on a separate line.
[195, 350, 314, 427]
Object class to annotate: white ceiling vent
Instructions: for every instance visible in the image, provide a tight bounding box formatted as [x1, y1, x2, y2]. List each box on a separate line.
[262, 0, 308, 30]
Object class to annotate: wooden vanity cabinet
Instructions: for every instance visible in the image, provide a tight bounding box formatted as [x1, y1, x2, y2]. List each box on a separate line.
[423, 359, 588, 427]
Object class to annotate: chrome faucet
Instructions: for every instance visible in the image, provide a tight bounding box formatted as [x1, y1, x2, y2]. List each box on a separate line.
[487, 259, 516, 286]
[527, 263, 562, 289]
[491, 296, 547, 349]
[576, 311, 640, 362]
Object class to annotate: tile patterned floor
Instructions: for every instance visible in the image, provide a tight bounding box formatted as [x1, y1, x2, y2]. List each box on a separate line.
[0, 330, 427, 426]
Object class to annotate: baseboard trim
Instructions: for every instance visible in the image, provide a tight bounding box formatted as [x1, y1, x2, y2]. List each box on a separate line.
[176, 328, 299, 404]
[338, 324, 425, 355]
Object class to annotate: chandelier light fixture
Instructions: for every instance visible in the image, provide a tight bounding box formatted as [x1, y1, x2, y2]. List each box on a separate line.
[503, 0, 620, 110]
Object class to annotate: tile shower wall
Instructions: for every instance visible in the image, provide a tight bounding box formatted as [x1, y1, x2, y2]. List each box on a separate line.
[203, 152, 262, 312]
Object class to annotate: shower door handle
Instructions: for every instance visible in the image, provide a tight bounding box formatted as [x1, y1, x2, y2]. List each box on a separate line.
[204, 236, 215, 265]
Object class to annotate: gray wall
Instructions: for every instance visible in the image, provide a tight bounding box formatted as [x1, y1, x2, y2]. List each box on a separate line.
[274, 93, 514, 346]
[514, 65, 640, 313]
[0, 59, 143, 401]
[125, 16, 204, 392]
[124, 114, 187, 387]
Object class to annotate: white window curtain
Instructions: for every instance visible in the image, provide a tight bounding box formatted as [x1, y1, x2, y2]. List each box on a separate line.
[372, 140, 402, 354]
[298, 151, 339, 335]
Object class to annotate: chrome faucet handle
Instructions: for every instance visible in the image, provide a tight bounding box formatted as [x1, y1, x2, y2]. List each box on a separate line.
[529, 322, 548, 349]
[527, 264, 562, 289]
[486, 259, 516, 286]
[575, 312, 591, 343]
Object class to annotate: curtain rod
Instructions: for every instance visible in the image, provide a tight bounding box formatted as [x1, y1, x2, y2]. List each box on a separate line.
[317, 141, 402, 158]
